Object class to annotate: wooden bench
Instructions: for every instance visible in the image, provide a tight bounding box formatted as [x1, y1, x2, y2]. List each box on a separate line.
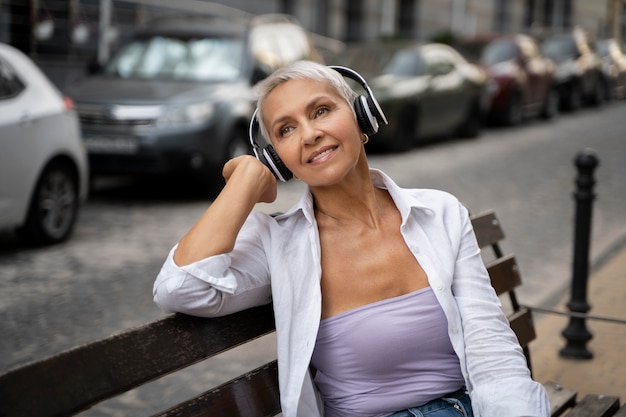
[472, 210, 624, 417]
[0, 210, 623, 417]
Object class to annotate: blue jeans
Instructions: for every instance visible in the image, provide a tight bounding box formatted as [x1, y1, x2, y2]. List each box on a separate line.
[387, 387, 473, 417]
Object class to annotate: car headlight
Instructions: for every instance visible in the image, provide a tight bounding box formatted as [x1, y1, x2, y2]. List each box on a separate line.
[157, 102, 215, 128]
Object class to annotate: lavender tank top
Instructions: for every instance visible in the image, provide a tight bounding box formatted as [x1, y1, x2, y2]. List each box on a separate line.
[310, 287, 464, 417]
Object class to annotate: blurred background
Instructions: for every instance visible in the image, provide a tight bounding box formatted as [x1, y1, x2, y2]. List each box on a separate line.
[1, 1, 626, 415]
[2, 1, 625, 90]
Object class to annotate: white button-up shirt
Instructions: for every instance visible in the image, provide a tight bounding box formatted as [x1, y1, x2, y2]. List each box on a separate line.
[154, 169, 549, 417]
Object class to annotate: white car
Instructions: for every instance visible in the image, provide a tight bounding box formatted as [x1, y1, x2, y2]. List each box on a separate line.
[0, 43, 88, 245]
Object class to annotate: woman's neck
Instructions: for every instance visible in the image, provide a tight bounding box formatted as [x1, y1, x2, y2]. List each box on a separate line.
[312, 178, 390, 229]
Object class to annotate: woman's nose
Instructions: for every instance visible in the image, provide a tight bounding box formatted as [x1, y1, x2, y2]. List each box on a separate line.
[301, 123, 321, 145]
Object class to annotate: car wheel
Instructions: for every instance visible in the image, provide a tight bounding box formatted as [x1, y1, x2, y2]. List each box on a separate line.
[18, 161, 79, 246]
[387, 105, 417, 152]
[564, 82, 583, 111]
[604, 78, 615, 101]
[589, 79, 605, 107]
[457, 100, 482, 138]
[541, 88, 559, 119]
[502, 92, 523, 126]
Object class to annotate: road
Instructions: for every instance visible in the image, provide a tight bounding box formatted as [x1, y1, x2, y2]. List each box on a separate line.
[1, 101, 625, 415]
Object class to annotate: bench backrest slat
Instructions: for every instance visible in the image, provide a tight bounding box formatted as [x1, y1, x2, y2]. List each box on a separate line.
[485, 254, 522, 296]
[155, 361, 280, 417]
[0, 304, 275, 417]
[509, 307, 537, 348]
[471, 210, 506, 249]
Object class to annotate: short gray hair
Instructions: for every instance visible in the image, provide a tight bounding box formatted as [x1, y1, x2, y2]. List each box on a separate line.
[253, 60, 358, 141]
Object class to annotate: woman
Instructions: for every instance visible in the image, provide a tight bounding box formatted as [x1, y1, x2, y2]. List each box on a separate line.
[153, 60, 549, 417]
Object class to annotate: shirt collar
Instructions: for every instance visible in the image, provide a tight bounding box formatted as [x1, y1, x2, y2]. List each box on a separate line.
[274, 168, 435, 224]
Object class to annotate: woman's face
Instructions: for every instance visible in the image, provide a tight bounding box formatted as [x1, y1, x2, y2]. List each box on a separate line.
[261, 78, 363, 186]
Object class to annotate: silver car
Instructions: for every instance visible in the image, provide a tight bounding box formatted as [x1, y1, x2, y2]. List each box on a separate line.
[0, 43, 88, 245]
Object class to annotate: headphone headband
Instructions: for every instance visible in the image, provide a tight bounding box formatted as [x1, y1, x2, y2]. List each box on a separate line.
[328, 65, 388, 126]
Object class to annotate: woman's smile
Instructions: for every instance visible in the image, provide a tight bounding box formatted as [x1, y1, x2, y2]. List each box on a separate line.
[308, 145, 338, 164]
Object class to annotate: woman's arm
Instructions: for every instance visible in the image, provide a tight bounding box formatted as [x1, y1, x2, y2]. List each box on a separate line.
[452, 207, 550, 416]
[153, 155, 277, 317]
[174, 155, 277, 266]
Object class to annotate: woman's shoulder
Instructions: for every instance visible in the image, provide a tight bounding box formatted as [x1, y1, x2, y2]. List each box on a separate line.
[401, 186, 464, 213]
[373, 169, 461, 206]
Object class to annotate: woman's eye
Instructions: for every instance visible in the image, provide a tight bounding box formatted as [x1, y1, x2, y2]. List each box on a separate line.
[279, 125, 293, 137]
[314, 106, 329, 117]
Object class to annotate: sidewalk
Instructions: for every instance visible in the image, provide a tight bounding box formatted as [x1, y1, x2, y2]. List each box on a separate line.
[529, 243, 626, 399]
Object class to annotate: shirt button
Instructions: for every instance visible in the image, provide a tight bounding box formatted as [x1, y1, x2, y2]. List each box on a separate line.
[411, 246, 420, 254]
[450, 327, 459, 334]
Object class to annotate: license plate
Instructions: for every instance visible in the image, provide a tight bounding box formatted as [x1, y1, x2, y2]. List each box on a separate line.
[84, 136, 139, 154]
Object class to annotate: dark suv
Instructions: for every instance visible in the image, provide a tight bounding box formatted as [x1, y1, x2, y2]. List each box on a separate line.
[66, 14, 323, 187]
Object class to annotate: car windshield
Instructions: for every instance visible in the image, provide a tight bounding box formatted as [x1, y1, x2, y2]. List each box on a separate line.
[104, 35, 245, 82]
[596, 41, 609, 56]
[383, 49, 427, 77]
[481, 39, 517, 65]
[541, 37, 577, 63]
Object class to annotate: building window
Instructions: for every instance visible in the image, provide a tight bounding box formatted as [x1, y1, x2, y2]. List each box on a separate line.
[495, 0, 509, 33]
[398, 0, 416, 39]
[524, 0, 535, 29]
[345, 0, 363, 42]
[316, 0, 330, 36]
[543, 0, 573, 30]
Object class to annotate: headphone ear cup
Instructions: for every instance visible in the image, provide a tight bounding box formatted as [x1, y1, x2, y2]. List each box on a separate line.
[263, 145, 293, 182]
[366, 95, 387, 127]
[354, 96, 378, 136]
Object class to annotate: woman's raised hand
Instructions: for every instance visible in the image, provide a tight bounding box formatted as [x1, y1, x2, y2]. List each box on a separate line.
[222, 155, 278, 204]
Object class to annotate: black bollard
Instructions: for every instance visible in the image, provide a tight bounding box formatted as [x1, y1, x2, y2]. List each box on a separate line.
[560, 148, 599, 359]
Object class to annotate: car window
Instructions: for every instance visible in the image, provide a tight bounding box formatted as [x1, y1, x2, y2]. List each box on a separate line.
[596, 40, 610, 56]
[482, 39, 517, 65]
[0, 58, 25, 99]
[104, 36, 245, 82]
[542, 37, 578, 63]
[383, 49, 427, 76]
[423, 47, 456, 76]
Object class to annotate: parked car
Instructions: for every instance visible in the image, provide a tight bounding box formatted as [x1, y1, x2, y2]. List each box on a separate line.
[66, 13, 324, 187]
[328, 41, 489, 152]
[540, 29, 606, 110]
[455, 33, 559, 126]
[596, 38, 626, 100]
[0, 43, 88, 245]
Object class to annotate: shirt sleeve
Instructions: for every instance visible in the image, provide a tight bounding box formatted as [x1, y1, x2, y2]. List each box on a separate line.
[152, 212, 273, 317]
[451, 204, 550, 417]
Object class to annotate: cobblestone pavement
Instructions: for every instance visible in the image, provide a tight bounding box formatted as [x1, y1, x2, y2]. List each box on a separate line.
[1, 101, 625, 415]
